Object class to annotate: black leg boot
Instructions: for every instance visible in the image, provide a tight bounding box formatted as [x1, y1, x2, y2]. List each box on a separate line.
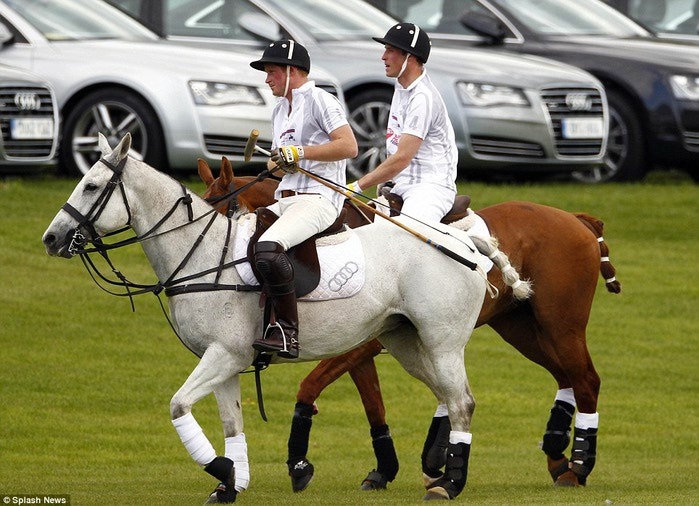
[542, 400, 575, 483]
[252, 241, 299, 359]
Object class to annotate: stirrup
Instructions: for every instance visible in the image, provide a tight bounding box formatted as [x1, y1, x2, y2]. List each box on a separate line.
[252, 323, 287, 353]
[266, 322, 290, 353]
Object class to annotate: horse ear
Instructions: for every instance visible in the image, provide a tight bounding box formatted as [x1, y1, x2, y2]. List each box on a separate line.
[198, 159, 214, 186]
[113, 133, 131, 162]
[98, 132, 111, 156]
[221, 157, 233, 186]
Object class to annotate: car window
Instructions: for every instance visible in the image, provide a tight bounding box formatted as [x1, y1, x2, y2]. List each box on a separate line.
[383, 0, 495, 36]
[627, 0, 699, 35]
[161, 0, 264, 41]
[4, 0, 156, 41]
[263, 0, 395, 41]
[495, 0, 648, 36]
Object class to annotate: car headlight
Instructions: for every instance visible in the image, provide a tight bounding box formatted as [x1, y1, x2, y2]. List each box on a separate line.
[189, 81, 265, 106]
[670, 75, 699, 100]
[457, 82, 529, 107]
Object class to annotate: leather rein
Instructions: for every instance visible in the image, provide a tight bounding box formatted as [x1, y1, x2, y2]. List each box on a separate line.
[62, 157, 261, 312]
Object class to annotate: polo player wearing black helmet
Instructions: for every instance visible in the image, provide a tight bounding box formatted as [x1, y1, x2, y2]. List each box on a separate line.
[344, 25, 461, 469]
[347, 23, 457, 225]
[248, 40, 358, 359]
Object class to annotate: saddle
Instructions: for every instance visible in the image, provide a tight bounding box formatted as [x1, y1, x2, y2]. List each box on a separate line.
[381, 188, 472, 224]
[247, 207, 347, 297]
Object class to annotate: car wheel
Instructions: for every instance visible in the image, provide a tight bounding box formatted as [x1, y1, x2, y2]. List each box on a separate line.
[60, 88, 165, 176]
[346, 88, 393, 178]
[572, 88, 645, 183]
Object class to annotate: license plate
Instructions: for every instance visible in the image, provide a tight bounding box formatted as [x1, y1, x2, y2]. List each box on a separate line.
[10, 118, 55, 140]
[561, 117, 604, 139]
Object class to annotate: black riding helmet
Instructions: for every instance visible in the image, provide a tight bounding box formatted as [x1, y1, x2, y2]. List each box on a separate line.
[373, 23, 431, 64]
[250, 39, 311, 73]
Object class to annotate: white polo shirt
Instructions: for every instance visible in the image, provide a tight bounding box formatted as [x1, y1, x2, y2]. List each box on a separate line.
[387, 71, 457, 193]
[271, 81, 348, 212]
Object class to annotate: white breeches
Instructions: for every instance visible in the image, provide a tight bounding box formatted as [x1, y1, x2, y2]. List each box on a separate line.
[394, 183, 456, 222]
[260, 194, 340, 251]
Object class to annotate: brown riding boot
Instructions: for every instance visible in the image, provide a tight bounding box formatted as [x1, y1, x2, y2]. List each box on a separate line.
[252, 241, 299, 359]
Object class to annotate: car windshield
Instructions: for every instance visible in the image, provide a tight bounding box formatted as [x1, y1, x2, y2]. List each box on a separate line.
[495, 0, 649, 36]
[264, 0, 396, 41]
[5, 0, 157, 41]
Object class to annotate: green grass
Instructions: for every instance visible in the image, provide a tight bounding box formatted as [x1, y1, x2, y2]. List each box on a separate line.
[1, 173, 697, 505]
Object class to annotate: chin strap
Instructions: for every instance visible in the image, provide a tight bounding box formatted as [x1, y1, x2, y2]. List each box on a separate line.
[397, 53, 410, 79]
[284, 64, 291, 99]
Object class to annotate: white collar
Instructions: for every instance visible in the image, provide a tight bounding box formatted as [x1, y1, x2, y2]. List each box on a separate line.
[397, 69, 426, 92]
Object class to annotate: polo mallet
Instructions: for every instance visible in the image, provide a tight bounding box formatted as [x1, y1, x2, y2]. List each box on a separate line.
[243, 130, 479, 271]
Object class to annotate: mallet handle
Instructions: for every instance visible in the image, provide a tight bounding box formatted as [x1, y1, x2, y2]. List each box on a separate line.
[296, 167, 478, 271]
[244, 129, 262, 162]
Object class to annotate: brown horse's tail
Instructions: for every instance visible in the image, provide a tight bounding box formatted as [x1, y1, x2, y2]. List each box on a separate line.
[574, 213, 622, 294]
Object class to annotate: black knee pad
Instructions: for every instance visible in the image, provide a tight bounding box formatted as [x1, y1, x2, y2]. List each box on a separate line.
[254, 241, 293, 284]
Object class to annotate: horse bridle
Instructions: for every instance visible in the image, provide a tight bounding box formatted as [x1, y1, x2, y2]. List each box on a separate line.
[60, 155, 259, 299]
[61, 156, 131, 256]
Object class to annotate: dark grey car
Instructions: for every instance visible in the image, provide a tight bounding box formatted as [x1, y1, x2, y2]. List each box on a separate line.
[373, 0, 699, 183]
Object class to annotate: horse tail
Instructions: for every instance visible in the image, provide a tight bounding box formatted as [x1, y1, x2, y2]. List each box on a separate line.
[469, 234, 533, 301]
[574, 213, 622, 294]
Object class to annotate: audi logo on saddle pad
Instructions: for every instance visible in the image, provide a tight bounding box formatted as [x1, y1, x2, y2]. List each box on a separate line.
[14, 92, 42, 111]
[328, 262, 360, 292]
[565, 93, 593, 112]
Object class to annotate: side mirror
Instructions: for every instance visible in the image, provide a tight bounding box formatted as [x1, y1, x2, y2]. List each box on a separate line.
[460, 11, 507, 43]
[0, 22, 15, 47]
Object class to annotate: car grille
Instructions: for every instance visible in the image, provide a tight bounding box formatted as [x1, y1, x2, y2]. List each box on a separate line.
[684, 131, 699, 149]
[204, 135, 273, 159]
[0, 86, 56, 159]
[540, 87, 605, 157]
[470, 136, 545, 158]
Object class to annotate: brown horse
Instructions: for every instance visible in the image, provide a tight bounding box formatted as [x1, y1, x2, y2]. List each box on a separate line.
[198, 158, 620, 492]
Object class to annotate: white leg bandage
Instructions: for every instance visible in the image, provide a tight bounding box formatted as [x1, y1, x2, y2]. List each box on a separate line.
[555, 388, 577, 407]
[449, 430, 472, 445]
[172, 412, 217, 466]
[433, 403, 449, 417]
[225, 434, 250, 492]
[575, 412, 599, 430]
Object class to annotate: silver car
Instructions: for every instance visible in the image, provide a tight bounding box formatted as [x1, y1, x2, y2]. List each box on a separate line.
[0, 0, 342, 175]
[107, 0, 610, 178]
[0, 57, 59, 171]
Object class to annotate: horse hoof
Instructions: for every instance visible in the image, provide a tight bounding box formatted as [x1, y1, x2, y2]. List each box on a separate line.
[204, 482, 237, 504]
[288, 458, 314, 492]
[361, 470, 388, 490]
[422, 472, 443, 489]
[547, 456, 570, 483]
[554, 470, 581, 487]
[423, 486, 450, 500]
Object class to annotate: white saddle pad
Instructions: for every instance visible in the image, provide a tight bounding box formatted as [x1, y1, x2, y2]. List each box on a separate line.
[232, 214, 365, 301]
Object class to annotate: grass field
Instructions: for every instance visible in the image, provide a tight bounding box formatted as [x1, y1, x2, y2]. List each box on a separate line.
[1, 172, 697, 505]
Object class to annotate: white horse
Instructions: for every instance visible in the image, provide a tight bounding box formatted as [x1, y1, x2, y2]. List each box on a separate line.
[43, 133, 499, 502]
